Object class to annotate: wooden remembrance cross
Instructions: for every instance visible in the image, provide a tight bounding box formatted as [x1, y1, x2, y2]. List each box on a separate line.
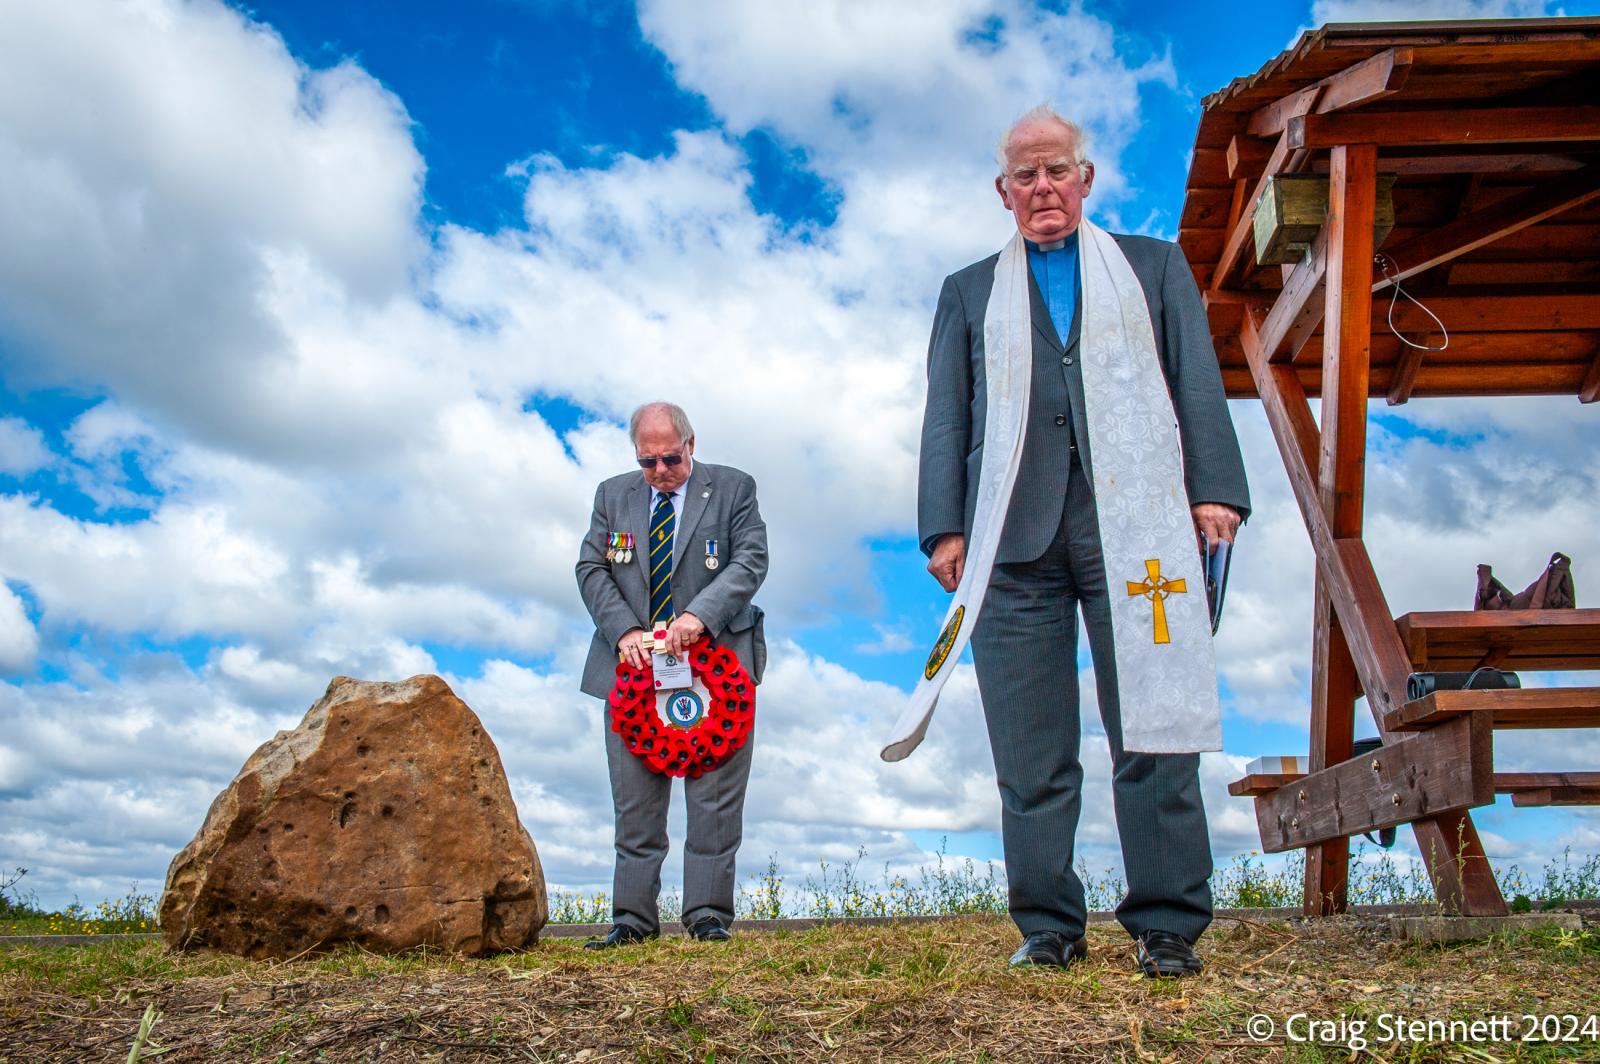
[1178, 19, 1600, 916]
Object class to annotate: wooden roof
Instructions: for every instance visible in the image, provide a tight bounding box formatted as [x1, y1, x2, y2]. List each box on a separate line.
[1177, 18, 1600, 401]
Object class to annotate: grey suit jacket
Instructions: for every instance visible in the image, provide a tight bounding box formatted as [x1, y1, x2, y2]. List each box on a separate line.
[917, 233, 1250, 564]
[576, 461, 769, 698]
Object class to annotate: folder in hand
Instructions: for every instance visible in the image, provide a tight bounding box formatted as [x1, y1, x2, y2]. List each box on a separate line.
[1199, 533, 1232, 635]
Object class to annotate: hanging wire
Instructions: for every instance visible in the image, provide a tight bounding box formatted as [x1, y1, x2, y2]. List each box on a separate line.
[1374, 251, 1449, 351]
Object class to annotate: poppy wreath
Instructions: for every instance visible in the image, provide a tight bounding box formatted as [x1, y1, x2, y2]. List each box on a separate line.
[607, 637, 755, 778]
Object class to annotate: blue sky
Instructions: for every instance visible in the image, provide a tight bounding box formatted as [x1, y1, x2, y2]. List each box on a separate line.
[2, 0, 1597, 911]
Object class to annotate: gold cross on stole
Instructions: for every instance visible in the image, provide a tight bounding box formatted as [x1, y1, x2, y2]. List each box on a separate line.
[1126, 558, 1186, 644]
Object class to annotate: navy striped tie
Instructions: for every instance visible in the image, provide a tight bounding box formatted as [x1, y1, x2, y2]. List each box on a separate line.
[648, 492, 675, 626]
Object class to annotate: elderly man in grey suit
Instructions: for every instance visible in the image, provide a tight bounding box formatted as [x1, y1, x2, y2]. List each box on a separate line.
[917, 106, 1249, 977]
[576, 401, 768, 947]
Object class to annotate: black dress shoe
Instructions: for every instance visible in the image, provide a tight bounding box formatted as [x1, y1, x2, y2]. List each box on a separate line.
[689, 916, 732, 942]
[1008, 930, 1088, 968]
[583, 924, 654, 950]
[1135, 930, 1203, 978]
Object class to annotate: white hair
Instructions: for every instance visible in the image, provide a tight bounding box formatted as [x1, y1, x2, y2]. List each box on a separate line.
[629, 401, 694, 447]
[996, 103, 1090, 180]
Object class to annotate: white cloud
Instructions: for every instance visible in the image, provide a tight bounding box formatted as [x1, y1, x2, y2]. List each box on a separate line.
[0, 417, 51, 477]
[0, 584, 38, 674]
[1311, 0, 1557, 23]
[855, 624, 916, 655]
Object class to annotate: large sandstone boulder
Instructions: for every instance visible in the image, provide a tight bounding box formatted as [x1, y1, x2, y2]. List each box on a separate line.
[160, 675, 546, 957]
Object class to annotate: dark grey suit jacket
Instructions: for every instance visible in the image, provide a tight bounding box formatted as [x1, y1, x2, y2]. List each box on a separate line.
[576, 461, 769, 698]
[918, 233, 1250, 564]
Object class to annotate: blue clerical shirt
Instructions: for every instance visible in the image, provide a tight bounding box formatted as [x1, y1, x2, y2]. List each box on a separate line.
[1026, 233, 1079, 343]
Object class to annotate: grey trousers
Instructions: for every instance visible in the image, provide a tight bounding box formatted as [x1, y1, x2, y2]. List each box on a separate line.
[603, 719, 754, 934]
[970, 460, 1213, 943]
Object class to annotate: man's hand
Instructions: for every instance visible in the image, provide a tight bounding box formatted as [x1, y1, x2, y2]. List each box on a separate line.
[664, 612, 706, 656]
[1192, 503, 1242, 549]
[927, 534, 966, 592]
[617, 628, 649, 670]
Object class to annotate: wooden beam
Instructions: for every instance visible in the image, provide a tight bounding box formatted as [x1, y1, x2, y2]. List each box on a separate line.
[1254, 715, 1493, 852]
[1512, 788, 1600, 807]
[1230, 773, 1303, 797]
[1210, 132, 1296, 290]
[1356, 153, 1586, 177]
[1321, 143, 1377, 536]
[1314, 46, 1414, 114]
[1259, 227, 1328, 364]
[1373, 167, 1600, 292]
[1211, 92, 1322, 290]
[1384, 688, 1600, 732]
[1227, 134, 1272, 180]
[1249, 86, 1318, 138]
[1248, 48, 1413, 137]
[1289, 107, 1600, 150]
[1240, 315, 1411, 713]
[1582, 343, 1600, 404]
[1219, 361, 1596, 401]
[1495, 772, 1600, 793]
[1236, 771, 1600, 800]
[1385, 343, 1427, 406]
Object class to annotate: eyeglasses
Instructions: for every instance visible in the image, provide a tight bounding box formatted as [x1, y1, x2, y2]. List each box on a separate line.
[636, 451, 685, 469]
[1008, 162, 1085, 189]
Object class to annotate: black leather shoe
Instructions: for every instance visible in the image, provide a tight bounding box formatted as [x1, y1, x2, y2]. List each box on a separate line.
[1135, 930, 1203, 977]
[689, 916, 732, 942]
[1008, 930, 1088, 968]
[583, 924, 654, 950]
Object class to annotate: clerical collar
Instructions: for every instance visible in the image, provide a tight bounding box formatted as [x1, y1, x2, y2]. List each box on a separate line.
[1026, 233, 1078, 253]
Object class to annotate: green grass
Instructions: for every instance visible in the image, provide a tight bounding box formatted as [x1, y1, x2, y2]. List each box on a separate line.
[7, 847, 1600, 939]
[0, 867, 158, 937]
[7, 918, 1599, 1062]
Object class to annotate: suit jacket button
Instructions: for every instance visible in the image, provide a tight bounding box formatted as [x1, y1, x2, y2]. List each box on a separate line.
[1061, 355, 1073, 366]
[1054, 413, 1067, 426]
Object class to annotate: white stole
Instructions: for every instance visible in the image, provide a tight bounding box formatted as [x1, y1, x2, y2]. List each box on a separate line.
[883, 220, 1221, 760]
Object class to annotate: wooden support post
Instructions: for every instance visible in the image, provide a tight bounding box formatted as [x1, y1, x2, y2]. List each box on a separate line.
[1305, 579, 1357, 914]
[1306, 143, 1377, 915]
[1321, 144, 1376, 533]
[1331, 146, 1502, 914]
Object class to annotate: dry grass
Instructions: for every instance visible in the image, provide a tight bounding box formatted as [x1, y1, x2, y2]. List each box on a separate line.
[3, 913, 1599, 1062]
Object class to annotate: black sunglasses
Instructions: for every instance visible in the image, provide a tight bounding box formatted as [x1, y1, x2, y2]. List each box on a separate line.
[636, 452, 685, 469]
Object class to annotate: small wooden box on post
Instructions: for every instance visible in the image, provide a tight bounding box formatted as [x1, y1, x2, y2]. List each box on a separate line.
[1177, 17, 1600, 917]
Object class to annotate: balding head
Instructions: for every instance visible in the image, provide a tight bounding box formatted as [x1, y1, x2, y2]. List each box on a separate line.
[993, 103, 1095, 243]
[996, 103, 1089, 182]
[630, 401, 695, 493]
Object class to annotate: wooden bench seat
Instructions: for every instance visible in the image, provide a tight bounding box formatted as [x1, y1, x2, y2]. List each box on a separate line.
[1382, 687, 1600, 732]
[1396, 609, 1600, 672]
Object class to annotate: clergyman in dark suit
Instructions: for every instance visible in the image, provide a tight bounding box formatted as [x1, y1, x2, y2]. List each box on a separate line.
[917, 105, 1250, 976]
[575, 401, 768, 947]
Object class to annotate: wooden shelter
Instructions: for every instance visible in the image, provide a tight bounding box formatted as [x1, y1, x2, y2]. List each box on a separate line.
[1177, 18, 1600, 916]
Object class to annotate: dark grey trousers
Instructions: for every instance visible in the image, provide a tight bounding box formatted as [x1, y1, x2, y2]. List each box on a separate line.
[971, 460, 1213, 943]
[603, 720, 754, 934]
